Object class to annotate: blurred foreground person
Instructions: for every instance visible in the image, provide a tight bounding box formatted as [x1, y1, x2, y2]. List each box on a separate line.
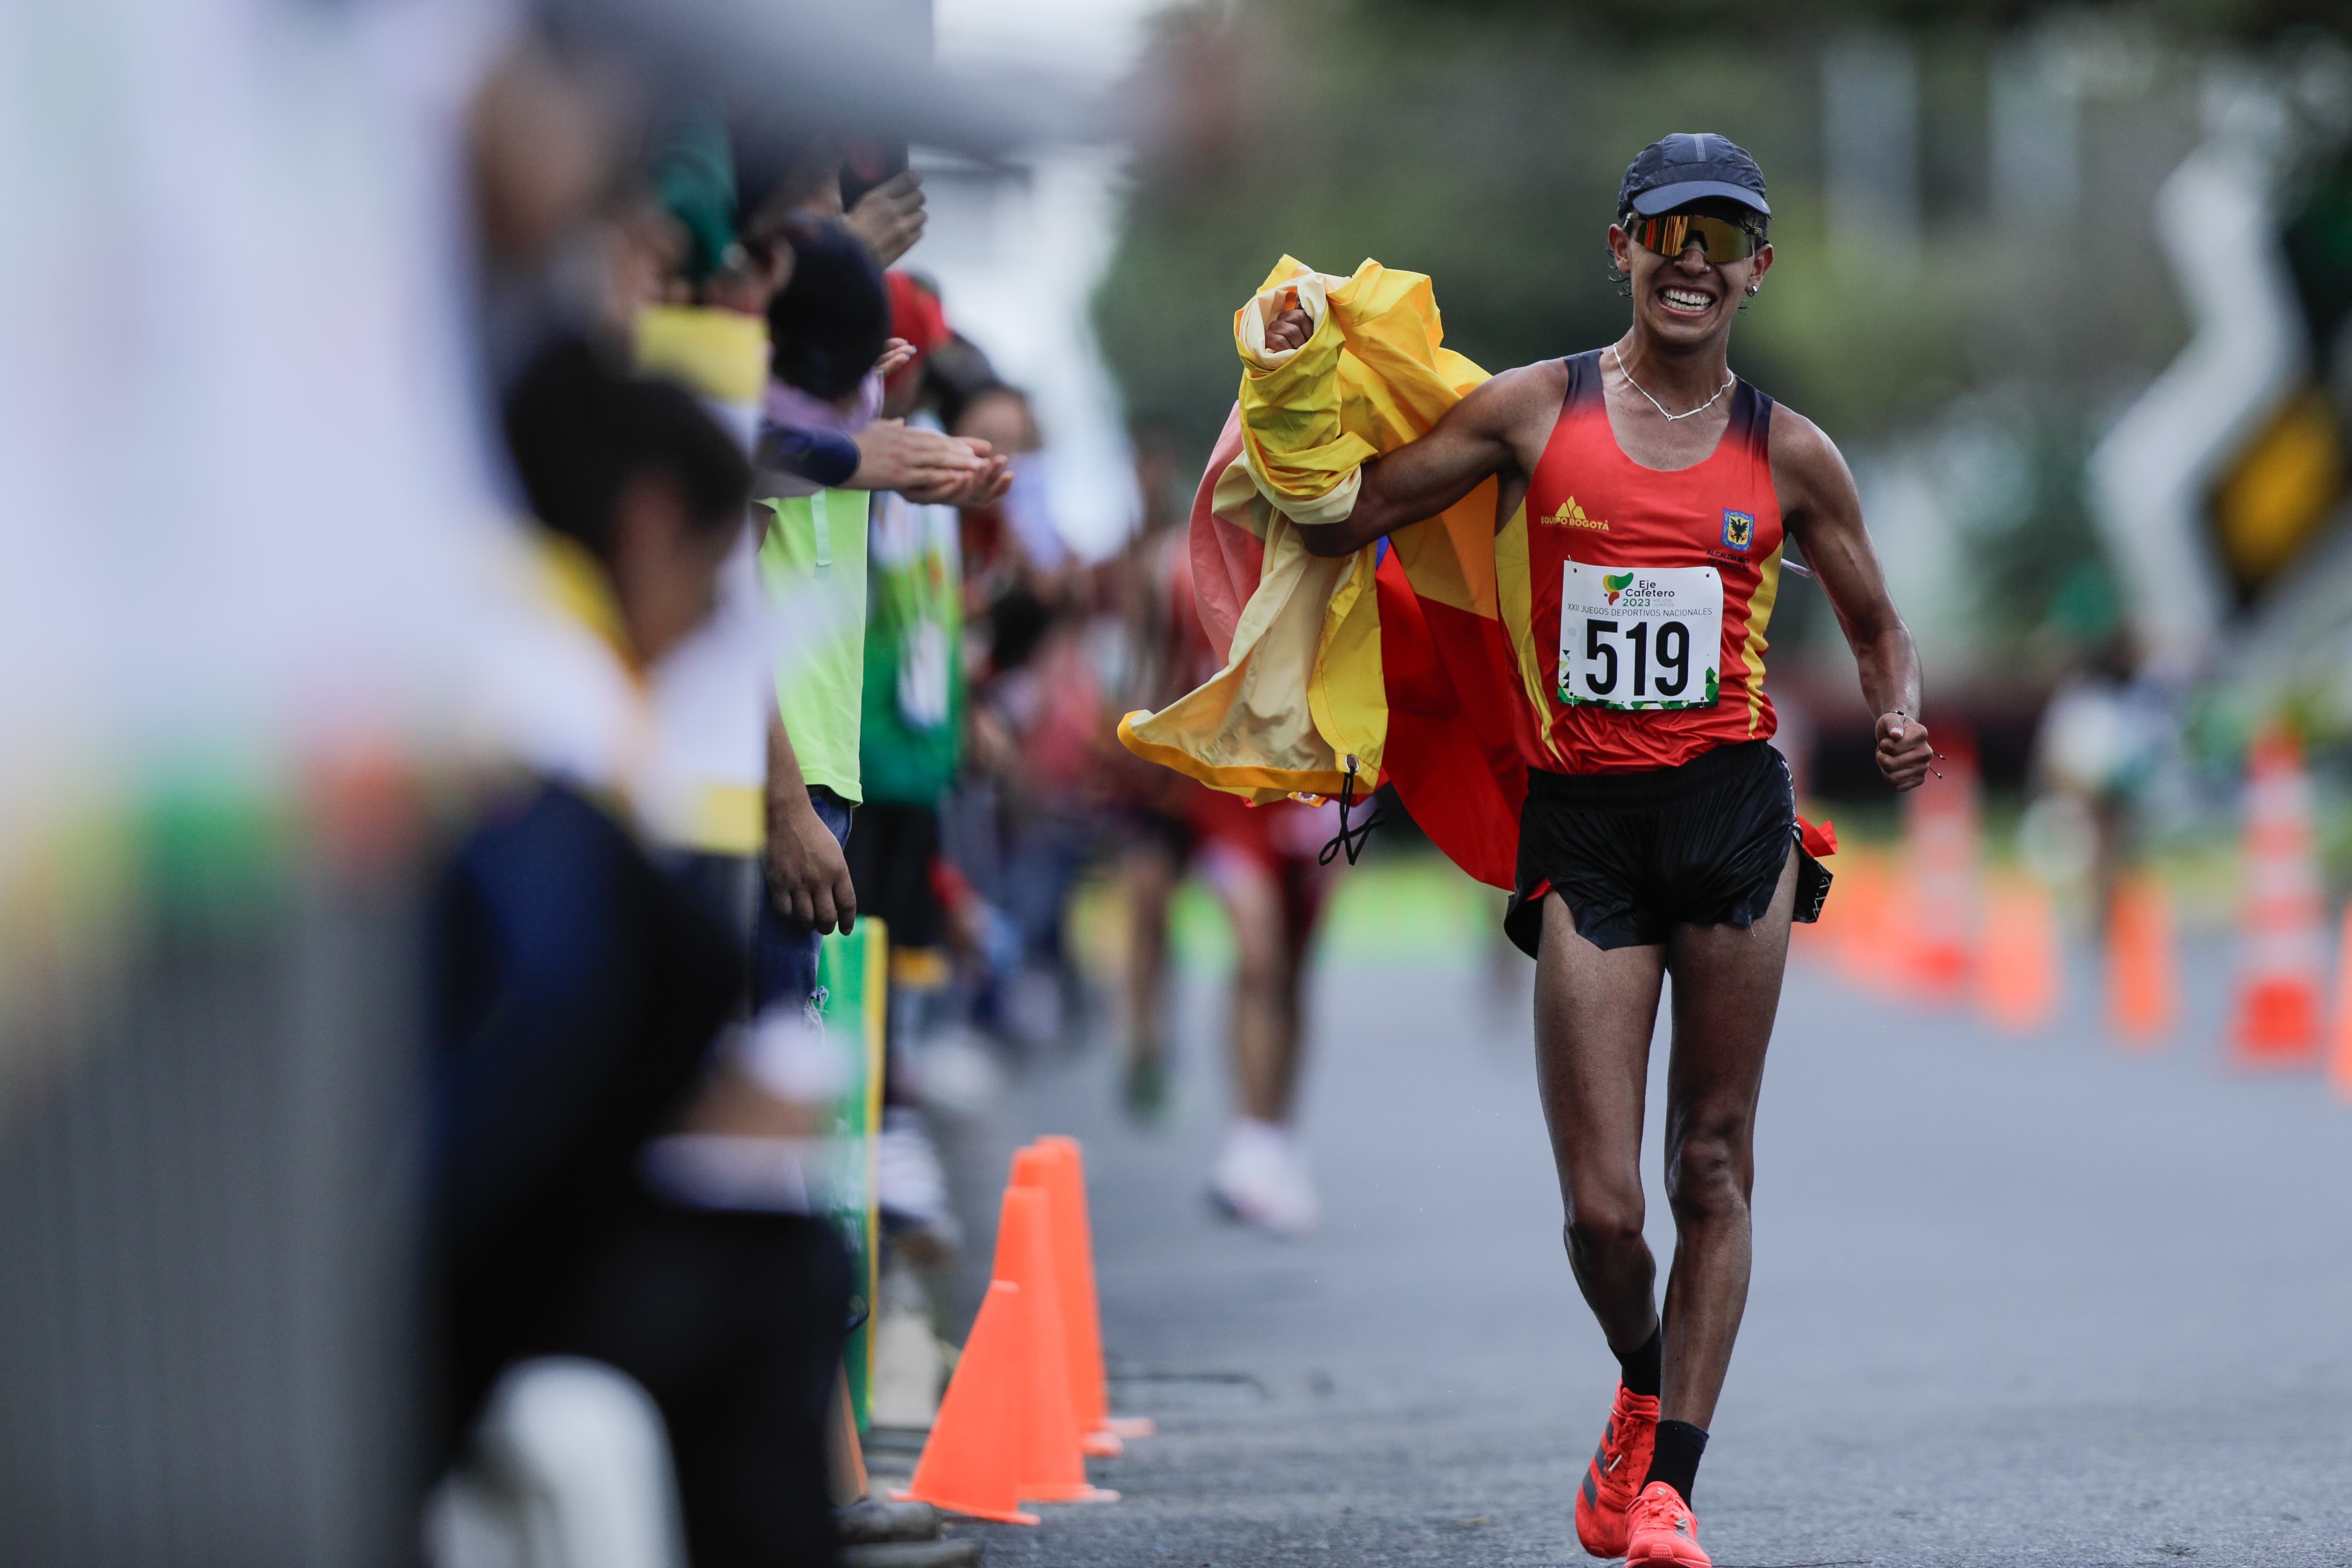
[435, 340, 850, 1568]
[1249, 135, 1932, 1566]
[1122, 527, 1335, 1234]
[751, 214, 1007, 1022]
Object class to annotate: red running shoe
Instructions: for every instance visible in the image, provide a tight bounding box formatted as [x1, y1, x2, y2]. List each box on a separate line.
[1623, 1480, 1710, 1568]
[1573, 1383, 1658, 1557]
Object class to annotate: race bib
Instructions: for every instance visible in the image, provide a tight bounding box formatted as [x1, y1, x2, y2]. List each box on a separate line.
[1557, 563, 1721, 709]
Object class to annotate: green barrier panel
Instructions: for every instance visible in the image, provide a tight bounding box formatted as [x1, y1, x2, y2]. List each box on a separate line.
[816, 916, 888, 1429]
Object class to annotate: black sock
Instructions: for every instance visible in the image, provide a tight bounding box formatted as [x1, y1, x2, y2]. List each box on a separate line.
[1614, 1325, 1662, 1398]
[1643, 1420, 1708, 1505]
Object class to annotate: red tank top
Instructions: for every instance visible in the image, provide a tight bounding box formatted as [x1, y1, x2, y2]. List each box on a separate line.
[1520, 350, 1784, 775]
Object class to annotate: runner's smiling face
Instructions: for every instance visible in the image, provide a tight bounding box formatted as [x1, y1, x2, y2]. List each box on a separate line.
[1607, 199, 1773, 351]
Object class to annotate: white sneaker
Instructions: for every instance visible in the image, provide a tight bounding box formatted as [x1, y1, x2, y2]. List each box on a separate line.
[876, 1110, 962, 1249]
[1207, 1118, 1320, 1237]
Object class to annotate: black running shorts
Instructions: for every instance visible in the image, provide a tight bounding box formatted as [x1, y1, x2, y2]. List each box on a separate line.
[1502, 739, 1830, 958]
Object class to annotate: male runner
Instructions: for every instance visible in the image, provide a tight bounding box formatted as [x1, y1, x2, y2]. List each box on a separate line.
[1258, 133, 1933, 1567]
[1123, 519, 1336, 1231]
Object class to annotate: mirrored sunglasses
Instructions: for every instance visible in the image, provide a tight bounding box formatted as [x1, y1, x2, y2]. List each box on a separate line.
[1629, 212, 1760, 264]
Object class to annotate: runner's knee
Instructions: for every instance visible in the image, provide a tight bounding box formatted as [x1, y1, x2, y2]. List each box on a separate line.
[1664, 1130, 1748, 1221]
[1563, 1192, 1645, 1257]
[1215, 870, 1287, 985]
[1231, 938, 1289, 998]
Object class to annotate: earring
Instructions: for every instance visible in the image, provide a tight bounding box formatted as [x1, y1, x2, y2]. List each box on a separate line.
[1745, 285, 1759, 296]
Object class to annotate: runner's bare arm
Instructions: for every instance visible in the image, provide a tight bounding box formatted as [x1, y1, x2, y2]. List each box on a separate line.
[1297, 376, 1519, 554]
[1257, 305, 1555, 555]
[1772, 409, 1933, 791]
[1285, 362, 1556, 558]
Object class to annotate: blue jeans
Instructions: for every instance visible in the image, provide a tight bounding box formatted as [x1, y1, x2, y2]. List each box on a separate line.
[751, 789, 853, 1015]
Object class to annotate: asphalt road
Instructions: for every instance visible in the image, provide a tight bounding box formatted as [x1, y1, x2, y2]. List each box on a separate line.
[905, 908, 2352, 1568]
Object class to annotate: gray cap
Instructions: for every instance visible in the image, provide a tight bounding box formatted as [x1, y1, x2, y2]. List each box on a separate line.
[1618, 133, 1770, 219]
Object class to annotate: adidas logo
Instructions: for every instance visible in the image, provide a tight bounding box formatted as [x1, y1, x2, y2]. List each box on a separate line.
[1545, 497, 1608, 531]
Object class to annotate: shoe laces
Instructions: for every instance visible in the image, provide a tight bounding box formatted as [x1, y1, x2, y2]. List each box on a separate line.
[1600, 1388, 1656, 1474]
[1630, 1483, 1693, 1535]
[1597, 1418, 1629, 1475]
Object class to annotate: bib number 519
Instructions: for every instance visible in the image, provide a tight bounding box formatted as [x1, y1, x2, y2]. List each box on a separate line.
[1558, 562, 1721, 709]
[1582, 617, 1694, 699]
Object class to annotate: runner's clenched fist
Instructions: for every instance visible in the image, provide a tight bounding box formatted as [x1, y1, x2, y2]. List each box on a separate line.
[1876, 711, 1933, 791]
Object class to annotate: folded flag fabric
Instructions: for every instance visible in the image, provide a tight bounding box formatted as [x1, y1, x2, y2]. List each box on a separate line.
[1117, 255, 1536, 887]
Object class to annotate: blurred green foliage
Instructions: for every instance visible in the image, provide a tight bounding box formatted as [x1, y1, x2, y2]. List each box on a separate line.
[1361, 0, 2346, 43]
[1933, 395, 2124, 658]
[2283, 144, 2352, 354]
[1094, 0, 2335, 681]
[1093, 0, 2140, 462]
[1097, 1, 1854, 459]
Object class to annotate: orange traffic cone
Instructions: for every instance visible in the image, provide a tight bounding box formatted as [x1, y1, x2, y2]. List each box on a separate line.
[1976, 872, 2060, 1032]
[1834, 850, 1894, 991]
[1901, 728, 1978, 1002]
[2326, 905, 2352, 1099]
[2105, 873, 2178, 1048]
[1023, 1137, 1156, 1442]
[893, 1282, 1040, 1525]
[2230, 726, 2326, 1066]
[1009, 1144, 1119, 1457]
[993, 1185, 1117, 1504]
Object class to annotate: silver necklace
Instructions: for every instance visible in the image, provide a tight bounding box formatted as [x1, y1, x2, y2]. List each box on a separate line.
[1610, 347, 1734, 423]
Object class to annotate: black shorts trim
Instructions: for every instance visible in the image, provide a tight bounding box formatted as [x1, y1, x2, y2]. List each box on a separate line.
[1502, 740, 1830, 958]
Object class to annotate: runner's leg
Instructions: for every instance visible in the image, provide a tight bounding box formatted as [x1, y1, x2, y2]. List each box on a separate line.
[1204, 849, 1320, 1232]
[1656, 848, 1797, 1428]
[1219, 856, 1293, 1124]
[1121, 838, 1180, 1114]
[1532, 893, 1666, 1353]
[1538, 893, 1677, 1557]
[1263, 856, 1326, 1126]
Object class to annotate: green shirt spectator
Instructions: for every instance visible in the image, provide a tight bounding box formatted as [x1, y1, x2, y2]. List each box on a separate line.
[859, 492, 965, 805]
[758, 484, 871, 803]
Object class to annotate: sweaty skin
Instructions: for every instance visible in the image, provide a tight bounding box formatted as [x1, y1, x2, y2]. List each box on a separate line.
[1261, 211, 1927, 1430]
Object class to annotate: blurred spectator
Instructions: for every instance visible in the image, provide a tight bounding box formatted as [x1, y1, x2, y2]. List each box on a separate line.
[957, 586, 1125, 1047]
[2026, 637, 2175, 924]
[916, 326, 1007, 436]
[647, 107, 741, 300]
[436, 339, 852, 1567]
[735, 130, 930, 268]
[751, 214, 905, 1016]
[748, 217, 1004, 1022]
[956, 386, 1071, 600]
[848, 284, 975, 1255]
[883, 272, 953, 411]
[846, 170, 930, 268]
[628, 173, 774, 881]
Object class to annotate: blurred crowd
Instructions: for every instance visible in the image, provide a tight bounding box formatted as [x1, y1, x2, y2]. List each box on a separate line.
[418, 17, 1361, 1567]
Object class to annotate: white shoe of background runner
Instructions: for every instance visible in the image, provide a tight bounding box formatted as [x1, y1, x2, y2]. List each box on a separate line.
[877, 1108, 962, 1248]
[1208, 1118, 1321, 1237]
